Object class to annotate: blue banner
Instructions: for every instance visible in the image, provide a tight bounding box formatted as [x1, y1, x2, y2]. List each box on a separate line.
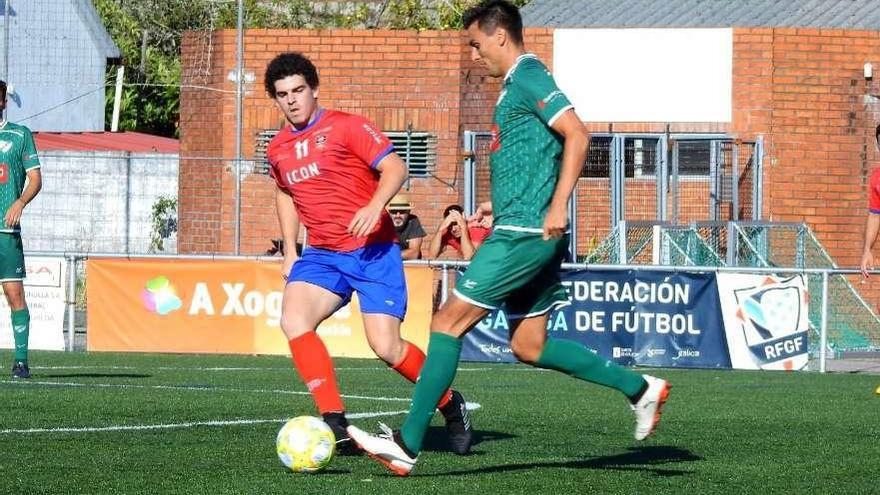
[460, 269, 730, 368]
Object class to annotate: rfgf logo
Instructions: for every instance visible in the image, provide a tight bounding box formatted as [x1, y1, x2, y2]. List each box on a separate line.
[733, 275, 809, 370]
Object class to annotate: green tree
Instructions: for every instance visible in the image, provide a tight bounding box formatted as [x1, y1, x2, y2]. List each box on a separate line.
[94, 0, 531, 137]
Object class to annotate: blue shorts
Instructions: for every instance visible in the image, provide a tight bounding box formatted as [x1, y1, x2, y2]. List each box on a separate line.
[288, 242, 407, 320]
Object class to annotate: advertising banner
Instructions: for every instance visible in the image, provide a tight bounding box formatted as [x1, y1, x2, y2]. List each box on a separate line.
[0, 256, 67, 351]
[87, 259, 432, 357]
[717, 273, 810, 370]
[462, 269, 730, 368]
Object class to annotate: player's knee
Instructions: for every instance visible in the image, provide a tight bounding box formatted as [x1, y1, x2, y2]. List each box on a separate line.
[367, 337, 402, 364]
[510, 335, 542, 364]
[279, 314, 312, 339]
[3, 285, 26, 309]
[430, 303, 478, 338]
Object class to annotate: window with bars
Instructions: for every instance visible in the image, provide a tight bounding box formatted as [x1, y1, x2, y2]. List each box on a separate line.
[582, 135, 612, 177]
[674, 140, 711, 176]
[253, 129, 436, 177]
[580, 135, 711, 178]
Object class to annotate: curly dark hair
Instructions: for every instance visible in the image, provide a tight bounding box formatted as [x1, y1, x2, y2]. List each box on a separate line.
[462, 0, 523, 46]
[443, 204, 464, 217]
[264, 52, 319, 96]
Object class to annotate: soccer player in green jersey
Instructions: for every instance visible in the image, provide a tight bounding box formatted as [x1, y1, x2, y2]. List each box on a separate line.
[349, 0, 671, 475]
[0, 80, 42, 379]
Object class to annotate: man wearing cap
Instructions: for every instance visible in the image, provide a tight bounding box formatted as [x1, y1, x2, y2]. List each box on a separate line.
[387, 193, 426, 260]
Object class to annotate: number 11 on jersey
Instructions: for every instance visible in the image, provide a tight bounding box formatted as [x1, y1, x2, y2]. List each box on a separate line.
[295, 140, 309, 160]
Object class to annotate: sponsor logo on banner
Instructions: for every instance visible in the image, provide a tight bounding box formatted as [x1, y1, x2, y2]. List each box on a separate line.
[87, 260, 433, 357]
[25, 259, 63, 287]
[677, 348, 700, 358]
[612, 346, 634, 358]
[645, 348, 667, 358]
[142, 276, 183, 315]
[718, 274, 810, 370]
[0, 257, 66, 351]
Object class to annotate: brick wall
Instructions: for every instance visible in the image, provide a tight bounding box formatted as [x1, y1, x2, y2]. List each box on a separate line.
[180, 29, 470, 255]
[179, 26, 880, 277]
[758, 28, 880, 269]
[178, 31, 231, 253]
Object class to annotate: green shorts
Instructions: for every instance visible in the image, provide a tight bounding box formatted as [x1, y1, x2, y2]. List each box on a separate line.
[0, 232, 25, 281]
[453, 229, 570, 318]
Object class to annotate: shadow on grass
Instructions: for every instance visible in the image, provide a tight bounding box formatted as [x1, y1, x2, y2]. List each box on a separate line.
[417, 445, 702, 478]
[421, 426, 518, 454]
[39, 373, 153, 379]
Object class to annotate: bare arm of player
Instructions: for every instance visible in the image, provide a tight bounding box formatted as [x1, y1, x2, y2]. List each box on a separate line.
[861, 213, 880, 278]
[348, 152, 408, 238]
[275, 185, 301, 280]
[543, 110, 588, 241]
[4, 168, 42, 228]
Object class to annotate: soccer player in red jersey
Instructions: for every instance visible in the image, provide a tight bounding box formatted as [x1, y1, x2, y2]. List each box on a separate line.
[265, 52, 472, 455]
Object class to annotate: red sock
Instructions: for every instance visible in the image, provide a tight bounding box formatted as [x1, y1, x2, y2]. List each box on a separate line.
[392, 340, 453, 409]
[288, 332, 344, 414]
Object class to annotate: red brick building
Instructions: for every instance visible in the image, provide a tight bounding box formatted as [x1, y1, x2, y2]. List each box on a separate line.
[178, 3, 880, 276]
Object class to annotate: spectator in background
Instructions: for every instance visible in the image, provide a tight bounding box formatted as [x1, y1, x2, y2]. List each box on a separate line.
[388, 193, 426, 260]
[428, 204, 490, 260]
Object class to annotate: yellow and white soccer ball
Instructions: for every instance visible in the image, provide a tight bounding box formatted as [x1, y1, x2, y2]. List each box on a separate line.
[276, 416, 336, 473]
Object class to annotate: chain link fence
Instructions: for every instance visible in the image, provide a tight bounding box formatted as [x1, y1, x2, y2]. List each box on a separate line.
[603, 221, 880, 360]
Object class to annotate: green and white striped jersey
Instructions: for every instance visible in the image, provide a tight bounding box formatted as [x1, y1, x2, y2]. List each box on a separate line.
[489, 54, 573, 232]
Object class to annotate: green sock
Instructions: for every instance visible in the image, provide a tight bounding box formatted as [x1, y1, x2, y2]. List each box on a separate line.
[535, 338, 645, 398]
[400, 332, 462, 455]
[11, 309, 30, 363]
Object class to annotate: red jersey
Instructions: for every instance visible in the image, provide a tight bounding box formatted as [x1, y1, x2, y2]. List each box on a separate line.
[443, 226, 491, 254]
[268, 109, 397, 251]
[869, 167, 880, 214]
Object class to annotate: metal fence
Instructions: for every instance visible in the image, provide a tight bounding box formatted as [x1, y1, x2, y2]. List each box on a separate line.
[22, 151, 179, 254]
[463, 131, 763, 263]
[592, 221, 880, 358]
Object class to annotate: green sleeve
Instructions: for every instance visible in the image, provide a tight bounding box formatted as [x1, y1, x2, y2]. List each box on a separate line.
[21, 127, 40, 170]
[515, 58, 574, 126]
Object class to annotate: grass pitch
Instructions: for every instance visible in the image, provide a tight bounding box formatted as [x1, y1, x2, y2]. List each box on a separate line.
[2, 350, 877, 494]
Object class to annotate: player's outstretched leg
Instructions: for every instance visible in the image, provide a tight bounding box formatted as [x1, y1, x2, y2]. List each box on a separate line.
[349, 332, 463, 475]
[389, 340, 473, 454]
[348, 423, 418, 476]
[524, 333, 671, 440]
[631, 374, 671, 440]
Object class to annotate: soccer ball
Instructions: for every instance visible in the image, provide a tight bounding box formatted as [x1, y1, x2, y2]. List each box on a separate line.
[276, 416, 336, 473]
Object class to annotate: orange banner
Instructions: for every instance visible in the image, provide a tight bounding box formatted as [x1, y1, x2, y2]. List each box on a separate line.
[87, 259, 433, 357]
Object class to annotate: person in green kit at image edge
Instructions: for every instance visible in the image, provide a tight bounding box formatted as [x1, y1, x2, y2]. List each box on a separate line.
[0, 79, 43, 379]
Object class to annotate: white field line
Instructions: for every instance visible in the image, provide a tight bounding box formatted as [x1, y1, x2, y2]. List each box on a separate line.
[31, 365, 545, 372]
[0, 409, 411, 435]
[0, 380, 411, 402]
